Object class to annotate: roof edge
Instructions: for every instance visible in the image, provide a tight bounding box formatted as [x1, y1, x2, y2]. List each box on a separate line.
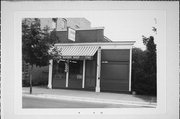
[55, 41, 136, 46]
[76, 27, 105, 31]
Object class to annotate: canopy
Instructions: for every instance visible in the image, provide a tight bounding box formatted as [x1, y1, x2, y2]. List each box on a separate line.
[56, 46, 99, 60]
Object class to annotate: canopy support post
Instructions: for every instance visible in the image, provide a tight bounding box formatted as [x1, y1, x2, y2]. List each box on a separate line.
[82, 59, 86, 88]
[48, 59, 53, 89]
[95, 47, 101, 92]
[129, 48, 132, 91]
[65, 60, 69, 88]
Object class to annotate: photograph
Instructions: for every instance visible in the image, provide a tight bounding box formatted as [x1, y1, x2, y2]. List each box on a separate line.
[1, 1, 179, 119]
[22, 13, 158, 108]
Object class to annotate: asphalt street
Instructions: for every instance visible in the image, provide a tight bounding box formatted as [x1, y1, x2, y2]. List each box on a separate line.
[22, 96, 146, 108]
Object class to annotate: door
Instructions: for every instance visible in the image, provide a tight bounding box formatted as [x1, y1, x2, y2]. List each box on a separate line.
[101, 49, 130, 92]
[68, 60, 83, 88]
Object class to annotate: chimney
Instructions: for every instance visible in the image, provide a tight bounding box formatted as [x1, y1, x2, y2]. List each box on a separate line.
[62, 18, 67, 29]
[52, 18, 58, 30]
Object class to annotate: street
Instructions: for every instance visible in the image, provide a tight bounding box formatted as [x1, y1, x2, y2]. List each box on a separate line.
[22, 96, 146, 108]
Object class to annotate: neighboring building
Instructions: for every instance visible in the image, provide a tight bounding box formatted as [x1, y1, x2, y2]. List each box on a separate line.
[40, 18, 91, 31]
[56, 18, 91, 30]
[40, 18, 110, 43]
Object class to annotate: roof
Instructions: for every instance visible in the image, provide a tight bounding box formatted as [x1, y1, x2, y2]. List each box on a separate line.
[54, 42, 135, 60]
[55, 41, 136, 47]
[57, 46, 99, 57]
[104, 36, 112, 42]
[56, 27, 104, 31]
[75, 27, 104, 31]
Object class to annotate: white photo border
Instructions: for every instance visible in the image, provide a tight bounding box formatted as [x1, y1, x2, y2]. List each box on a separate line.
[2, 1, 179, 119]
[14, 10, 166, 116]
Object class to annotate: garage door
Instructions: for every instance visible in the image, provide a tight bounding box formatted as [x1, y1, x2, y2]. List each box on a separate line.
[101, 50, 130, 92]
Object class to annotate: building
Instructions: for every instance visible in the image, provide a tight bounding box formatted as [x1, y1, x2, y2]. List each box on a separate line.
[55, 27, 111, 43]
[23, 18, 98, 85]
[40, 18, 111, 43]
[48, 41, 135, 92]
[40, 18, 91, 31]
[23, 18, 135, 93]
[46, 19, 135, 92]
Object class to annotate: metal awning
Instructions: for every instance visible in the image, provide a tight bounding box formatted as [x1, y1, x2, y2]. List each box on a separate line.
[57, 46, 99, 60]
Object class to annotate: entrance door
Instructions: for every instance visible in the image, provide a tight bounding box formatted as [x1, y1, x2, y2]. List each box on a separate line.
[68, 60, 83, 88]
[85, 60, 96, 89]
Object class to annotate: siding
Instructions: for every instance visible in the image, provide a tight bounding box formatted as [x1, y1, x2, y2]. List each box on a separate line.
[76, 29, 104, 42]
[55, 29, 108, 43]
[101, 49, 130, 62]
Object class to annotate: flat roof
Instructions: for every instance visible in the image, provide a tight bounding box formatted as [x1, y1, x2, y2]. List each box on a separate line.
[55, 41, 136, 46]
[56, 27, 105, 31]
[76, 27, 104, 31]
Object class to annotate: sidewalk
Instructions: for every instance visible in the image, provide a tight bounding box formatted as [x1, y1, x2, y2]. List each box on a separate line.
[22, 86, 157, 107]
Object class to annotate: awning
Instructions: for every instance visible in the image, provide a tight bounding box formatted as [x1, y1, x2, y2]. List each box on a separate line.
[56, 46, 99, 60]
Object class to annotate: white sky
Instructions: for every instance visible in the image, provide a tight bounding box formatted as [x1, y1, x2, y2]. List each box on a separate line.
[49, 10, 163, 50]
[81, 10, 159, 49]
[84, 11, 159, 49]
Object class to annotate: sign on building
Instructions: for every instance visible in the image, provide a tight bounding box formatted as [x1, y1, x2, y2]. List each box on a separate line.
[68, 27, 76, 41]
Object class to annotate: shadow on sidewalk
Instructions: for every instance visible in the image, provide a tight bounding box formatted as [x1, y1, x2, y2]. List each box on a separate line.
[134, 95, 157, 103]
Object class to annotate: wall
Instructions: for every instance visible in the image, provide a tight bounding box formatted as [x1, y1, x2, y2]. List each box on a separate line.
[41, 18, 91, 31]
[75, 29, 104, 42]
[55, 31, 68, 43]
[55, 29, 105, 43]
[57, 18, 91, 30]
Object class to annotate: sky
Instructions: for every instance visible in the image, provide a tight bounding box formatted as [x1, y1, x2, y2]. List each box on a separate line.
[84, 11, 159, 49]
[42, 10, 163, 50]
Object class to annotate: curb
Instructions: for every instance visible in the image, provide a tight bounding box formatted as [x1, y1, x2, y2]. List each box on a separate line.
[23, 93, 157, 108]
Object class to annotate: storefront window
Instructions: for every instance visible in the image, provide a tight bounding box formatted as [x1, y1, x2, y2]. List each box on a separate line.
[53, 60, 83, 80]
[69, 60, 82, 74]
[69, 60, 83, 80]
[52, 61, 65, 80]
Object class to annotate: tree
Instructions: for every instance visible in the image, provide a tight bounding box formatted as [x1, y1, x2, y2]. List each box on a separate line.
[142, 36, 156, 74]
[131, 47, 147, 94]
[143, 36, 157, 95]
[22, 18, 60, 94]
[132, 36, 157, 96]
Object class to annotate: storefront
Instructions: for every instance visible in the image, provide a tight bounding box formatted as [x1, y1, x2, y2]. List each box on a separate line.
[48, 41, 135, 92]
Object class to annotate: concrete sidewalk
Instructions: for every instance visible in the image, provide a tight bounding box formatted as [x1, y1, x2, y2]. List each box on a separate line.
[22, 86, 157, 107]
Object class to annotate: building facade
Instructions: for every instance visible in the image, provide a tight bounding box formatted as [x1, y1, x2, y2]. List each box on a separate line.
[46, 18, 135, 92]
[23, 18, 96, 85]
[23, 18, 135, 93]
[48, 42, 135, 92]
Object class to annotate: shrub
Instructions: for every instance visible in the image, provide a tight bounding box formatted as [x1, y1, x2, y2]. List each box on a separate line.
[131, 36, 156, 96]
